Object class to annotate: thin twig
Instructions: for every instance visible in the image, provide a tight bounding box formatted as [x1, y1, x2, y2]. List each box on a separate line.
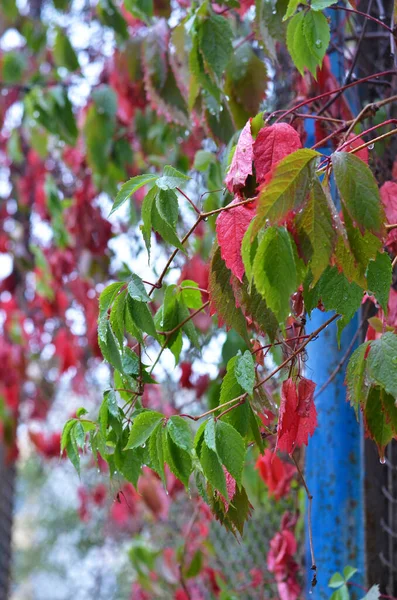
[314, 321, 364, 400]
[292, 453, 317, 588]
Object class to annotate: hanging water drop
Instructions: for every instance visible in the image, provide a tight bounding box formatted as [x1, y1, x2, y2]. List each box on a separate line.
[272, 9, 277, 14]
[380, 456, 386, 464]
[368, 143, 374, 150]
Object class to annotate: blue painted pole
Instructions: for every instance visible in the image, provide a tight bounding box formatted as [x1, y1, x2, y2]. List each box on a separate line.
[305, 312, 365, 598]
[304, 8, 365, 594]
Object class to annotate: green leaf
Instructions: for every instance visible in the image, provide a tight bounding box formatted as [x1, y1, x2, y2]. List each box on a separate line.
[66, 436, 80, 475]
[121, 347, 140, 377]
[156, 165, 189, 190]
[248, 406, 264, 452]
[338, 207, 382, 287]
[198, 13, 233, 80]
[72, 422, 85, 451]
[76, 407, 88, 418]
[128, 274, 151, 302]
[235, 351, 255, 396]
[287, 11, 317, 76]
[141, 186, 157, 257]
[127, 296, 157, 339]
[167, 416, 193, 452]
[328, 572, 345, 589]
[332, 152, 385, 235]
[345, 342, 370, 417]
[200, 443, 228, 498]
[99, 398, 109, 438]
[120, 449, 143, 488]
[98, 320, 124, 372]
[219, 356, 249, 437]
[179, 280, 203, 310]
[97, 0, 128, 39]
[156, 189, 179, 228]
[104, 389, 119, 418]
[164, 432, 192, 488]
[151, 201, 186, 253]
[215, 420, 246, 486]
[110, 174, 158, 216]
[225, 45, 268, 128]
[149, 423, 166, 484]
[367, 332, 397, 398]
[361, 585, 380, 600]
[61, 419, 76, 453]
[283, 0, 304, 20]
[125, 410, 163, 449]
[208, 245, 249, 343]
[311, 0, 336, 8]
[53, 27, 79, 71]
[302, 10, 330, 70]
[343, 566, 358, 581]
[99, 282, 124, 315]
[204, 418, 217, 452]
[110, 289, 126, 345]
[232, 276, 279, 342]
[318, 266, 363, 339]
[330, 587, 350, 600]
[253, 226, 297, 323]
[124, 0, 153, 23]
[296, 179, 335, 283]
[193, 150, 215, 172]
[255, 149, 319, 229]
[1, 52, 26, 83]
[185, 550, 203, 578]
[364, 387, 394, 458]
[366, 252, 392, 314]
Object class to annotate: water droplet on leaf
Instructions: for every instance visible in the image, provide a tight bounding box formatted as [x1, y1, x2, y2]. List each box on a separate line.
[315, 39, 322, 48]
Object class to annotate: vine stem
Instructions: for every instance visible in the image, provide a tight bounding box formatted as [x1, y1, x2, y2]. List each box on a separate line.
[328, 4, 394, 34]
[272, 69, 397, 125]
[179, 314, 339, 422]
[292, 453, 317, 588]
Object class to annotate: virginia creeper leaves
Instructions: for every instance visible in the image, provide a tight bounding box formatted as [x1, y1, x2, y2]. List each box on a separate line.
[255, 148, 319, 229]
[332, 152, 385, 235]
[216, 198, 257, 282]
[198, 13, 233, 80]
[366, 252, 392, 314]
[366, 332, 397, 398]
[276, 377, 317, 454]
[287, 10, 330, 76]
[253, 226, 297, 323]
[253, 123, 302, 184]
[296, 179, 336, 283]
[224, 120, 253, 192]
[209, 245, 249, 343]
[125, 410, 163, 449]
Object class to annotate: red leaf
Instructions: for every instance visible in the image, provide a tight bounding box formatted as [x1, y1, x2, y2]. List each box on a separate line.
[225, 119, 253, 193]
[380, 181, 397, 253]
[216, 197, 257, 282]
[276, 378, 317, 454]
[342, 134, 369, 164]
[255, 449, 296, 500]
[253, 124, 302, 185]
